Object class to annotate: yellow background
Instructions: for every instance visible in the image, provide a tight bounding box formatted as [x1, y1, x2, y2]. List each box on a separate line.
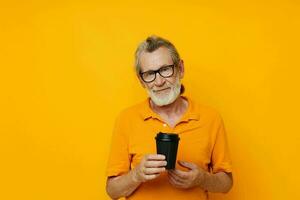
[1, 0, 299, 199]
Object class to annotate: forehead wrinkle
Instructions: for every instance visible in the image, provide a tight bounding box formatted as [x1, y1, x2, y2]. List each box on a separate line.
[140, 47, 173, 71]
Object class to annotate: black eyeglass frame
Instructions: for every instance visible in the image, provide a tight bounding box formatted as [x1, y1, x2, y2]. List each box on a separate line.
[139, 64, 177, 83]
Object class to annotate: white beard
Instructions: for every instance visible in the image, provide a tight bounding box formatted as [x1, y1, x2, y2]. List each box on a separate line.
[147, 77, 181, 106]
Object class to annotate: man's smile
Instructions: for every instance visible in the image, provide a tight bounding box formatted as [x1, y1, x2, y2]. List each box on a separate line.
[154, 87, 171, 93]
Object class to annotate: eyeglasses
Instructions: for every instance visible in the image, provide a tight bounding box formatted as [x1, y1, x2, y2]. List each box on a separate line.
[139, 64, 176, 83]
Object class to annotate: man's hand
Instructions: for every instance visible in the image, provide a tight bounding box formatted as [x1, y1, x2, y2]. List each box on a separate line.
[167, 160, 207, 189]
[132, 154, 167, 183]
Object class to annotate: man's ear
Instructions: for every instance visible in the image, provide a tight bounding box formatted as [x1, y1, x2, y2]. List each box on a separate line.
[179, 60, 185, 79]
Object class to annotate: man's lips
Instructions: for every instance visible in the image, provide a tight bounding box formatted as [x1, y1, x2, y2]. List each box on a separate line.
[154, 87, 170, 92]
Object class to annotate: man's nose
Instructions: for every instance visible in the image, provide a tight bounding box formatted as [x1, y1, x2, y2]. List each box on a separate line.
[154, 73, 166, 86]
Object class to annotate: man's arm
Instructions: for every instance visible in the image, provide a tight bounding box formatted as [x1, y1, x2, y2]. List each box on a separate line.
[168, 160, 233, 193]
[106, 154, 167, 199]
[106, 169, 141, 199]
[199, 171, 233, 193]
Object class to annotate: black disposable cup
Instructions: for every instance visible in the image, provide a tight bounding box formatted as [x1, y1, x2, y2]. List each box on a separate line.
[155, 132, 180, 170]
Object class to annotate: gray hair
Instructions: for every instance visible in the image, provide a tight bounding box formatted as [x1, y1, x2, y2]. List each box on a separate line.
[134, 35, 181, 74]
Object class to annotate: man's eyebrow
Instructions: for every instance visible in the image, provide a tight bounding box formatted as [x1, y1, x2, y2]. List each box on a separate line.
[140, 63, 174, 74]
[160, 64, 173, 67]
[143, 64, 173, 71]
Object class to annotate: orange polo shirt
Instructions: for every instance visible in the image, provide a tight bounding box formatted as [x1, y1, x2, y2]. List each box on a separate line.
[106, 95, 232, 200]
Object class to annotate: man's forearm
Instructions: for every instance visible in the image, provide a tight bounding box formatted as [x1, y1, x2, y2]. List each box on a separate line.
[106, 169, 141, 199]
[199, 171, 233, 193]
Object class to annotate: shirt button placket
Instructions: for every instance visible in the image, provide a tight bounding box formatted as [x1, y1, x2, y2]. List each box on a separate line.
[162, 123, 173, 132]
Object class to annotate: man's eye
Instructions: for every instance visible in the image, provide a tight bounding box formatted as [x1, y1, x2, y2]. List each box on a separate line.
[146, 71, 155, 76]
[160, 67, 168, 72]
[161, 66, 172, 72]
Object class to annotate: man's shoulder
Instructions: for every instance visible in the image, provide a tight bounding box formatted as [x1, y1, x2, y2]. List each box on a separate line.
[117, 99, 148, 118]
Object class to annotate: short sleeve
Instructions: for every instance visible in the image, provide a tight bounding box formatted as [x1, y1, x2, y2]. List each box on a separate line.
[106, 112, 131, 177]
[211, 114, 233, 174]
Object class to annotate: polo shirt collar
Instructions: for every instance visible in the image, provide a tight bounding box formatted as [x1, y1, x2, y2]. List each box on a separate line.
[139, 95, 200, 122]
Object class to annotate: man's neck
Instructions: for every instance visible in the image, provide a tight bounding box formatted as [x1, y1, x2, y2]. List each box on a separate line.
[149, 96, 187, 119]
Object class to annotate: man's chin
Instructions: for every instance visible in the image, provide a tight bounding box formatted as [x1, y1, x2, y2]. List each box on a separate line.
[150, 94, 177, 107]
[153, 93, 169, 99]
[151, 100, 170, 107]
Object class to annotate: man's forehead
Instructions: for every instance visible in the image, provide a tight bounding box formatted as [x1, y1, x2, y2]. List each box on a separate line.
[139, 47, 173, 71]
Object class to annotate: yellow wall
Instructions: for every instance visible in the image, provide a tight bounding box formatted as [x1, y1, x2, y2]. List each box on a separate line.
[1, 0, 299, 199]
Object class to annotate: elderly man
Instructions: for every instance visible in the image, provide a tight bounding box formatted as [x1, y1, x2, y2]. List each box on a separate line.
[106, 36, 233, 200]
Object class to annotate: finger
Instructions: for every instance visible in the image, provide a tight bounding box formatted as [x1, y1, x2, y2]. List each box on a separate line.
[144, 173, 160, 181]
[171, 169, 189, 179]
[146, 154, 166, 160]
[168, 175, 180, 186]
[168, 171, 185, 184]
[144, 160, 167, 168]
[178, 160, 197, 170]
[168, 173, 184, 188]
[144, 167, 165, 175]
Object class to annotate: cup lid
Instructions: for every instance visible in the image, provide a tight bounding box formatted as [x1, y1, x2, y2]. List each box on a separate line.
[155, 132, 180, 141]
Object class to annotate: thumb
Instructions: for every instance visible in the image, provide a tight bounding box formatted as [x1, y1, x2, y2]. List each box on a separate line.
[178, 160, 197, 170]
